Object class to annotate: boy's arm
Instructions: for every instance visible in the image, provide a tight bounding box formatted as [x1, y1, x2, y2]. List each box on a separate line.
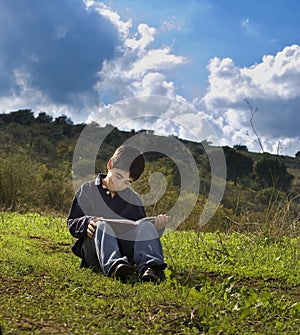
[67, 191, 94, 239]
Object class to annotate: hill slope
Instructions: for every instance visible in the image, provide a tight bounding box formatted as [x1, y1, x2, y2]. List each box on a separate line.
[0, 212, 299, 334]
[0, 109, 299, 232]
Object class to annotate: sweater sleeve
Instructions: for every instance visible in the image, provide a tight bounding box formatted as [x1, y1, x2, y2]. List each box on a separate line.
[67, 185, 94, 239]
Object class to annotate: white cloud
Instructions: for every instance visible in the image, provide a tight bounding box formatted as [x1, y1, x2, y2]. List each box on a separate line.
[202, 57, 254, 108]
[95, 42, 185, 101]
[125, 23, 156, 51]
[138, 72, 176, 97]
[0, 66, 98, 123]
[246, 44, 300, 98]
[86, 2, 186, 106]
[86, 95, 220, 148]
[222, 108, 245, 136]
[128, 47, 185, 78]
[84, 0, 132, 39]
[203, 44, 300, 108]
[199, 44, 300, 155]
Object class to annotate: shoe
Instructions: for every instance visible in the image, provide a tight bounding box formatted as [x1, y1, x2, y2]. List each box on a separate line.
[110, 263, 134, 281]
[141, 265, 166, 283]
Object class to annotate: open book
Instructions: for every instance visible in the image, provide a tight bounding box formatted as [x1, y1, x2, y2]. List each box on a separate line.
[100, 216, 157, 226]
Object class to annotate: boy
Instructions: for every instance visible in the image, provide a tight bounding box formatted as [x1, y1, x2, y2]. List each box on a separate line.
[67, 145, 168, 282]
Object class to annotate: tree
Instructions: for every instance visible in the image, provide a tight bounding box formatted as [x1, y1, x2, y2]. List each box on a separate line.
[0, 109, 35, 125]
[296, 151, 300, 158]
[255, 156, 293, 191]
[54, 115, 73, 125]
[224, 147, 253, 184]
[36, 112, 53, 124]
[233, 144, 248, 152]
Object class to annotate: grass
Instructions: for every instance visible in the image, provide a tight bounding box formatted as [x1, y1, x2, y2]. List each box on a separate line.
[0, 212, 299, 334]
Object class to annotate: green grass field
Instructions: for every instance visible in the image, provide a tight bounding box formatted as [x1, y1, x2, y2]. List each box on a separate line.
[0, 212, 299, 334]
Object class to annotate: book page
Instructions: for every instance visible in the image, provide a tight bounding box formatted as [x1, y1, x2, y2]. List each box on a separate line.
[101, 217, 156, 226]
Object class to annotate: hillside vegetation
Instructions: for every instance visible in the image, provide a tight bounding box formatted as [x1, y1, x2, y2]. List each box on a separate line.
[1, 109, 299, 234]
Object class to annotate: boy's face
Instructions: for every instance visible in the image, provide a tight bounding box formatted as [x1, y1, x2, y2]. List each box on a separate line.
[106, 168, 133, 192]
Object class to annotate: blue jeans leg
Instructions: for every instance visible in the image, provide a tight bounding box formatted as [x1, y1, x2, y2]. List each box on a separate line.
[94, 221, 130, 275]
[133, 221, 165, 273]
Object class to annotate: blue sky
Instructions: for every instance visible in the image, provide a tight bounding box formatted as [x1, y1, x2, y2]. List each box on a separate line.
[0, 0, 300, 155]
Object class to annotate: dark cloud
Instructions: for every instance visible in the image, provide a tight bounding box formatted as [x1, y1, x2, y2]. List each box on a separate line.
[249, 98, 300, 138]
[0, 0, 119, 103]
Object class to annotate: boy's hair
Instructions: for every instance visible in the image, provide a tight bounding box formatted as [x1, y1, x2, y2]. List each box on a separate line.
[110, 145, 145, 181]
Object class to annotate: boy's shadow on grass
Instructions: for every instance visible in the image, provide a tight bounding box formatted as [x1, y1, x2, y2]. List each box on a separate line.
[89, 265, 150, 285]
[90, 265, 219, 287]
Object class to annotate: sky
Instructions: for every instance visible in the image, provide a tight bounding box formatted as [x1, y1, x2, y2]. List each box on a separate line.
[0, 0, 300, 156]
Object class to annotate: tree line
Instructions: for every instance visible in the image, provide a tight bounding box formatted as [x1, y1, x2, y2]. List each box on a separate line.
[0, 109, 299, 230]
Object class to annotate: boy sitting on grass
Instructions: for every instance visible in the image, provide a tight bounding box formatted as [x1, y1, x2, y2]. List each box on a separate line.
[67, 145, 169, 282]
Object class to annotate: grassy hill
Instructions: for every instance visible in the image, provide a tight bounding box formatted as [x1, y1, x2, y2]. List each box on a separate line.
[0, 212, 299, 334]
[0, 109, 300, 232]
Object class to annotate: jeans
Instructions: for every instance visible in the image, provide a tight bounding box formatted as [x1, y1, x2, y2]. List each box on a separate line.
[81, 220, 165, 275]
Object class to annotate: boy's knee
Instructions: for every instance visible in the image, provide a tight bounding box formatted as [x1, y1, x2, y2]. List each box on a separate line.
[138, 220, 155, 230]
[137, 220, 159, 240]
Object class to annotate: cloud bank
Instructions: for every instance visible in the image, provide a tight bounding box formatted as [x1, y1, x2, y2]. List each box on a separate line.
[198, 44, 300, 153]
[0, 0, 118, 116]
[0, 1, 299, 156]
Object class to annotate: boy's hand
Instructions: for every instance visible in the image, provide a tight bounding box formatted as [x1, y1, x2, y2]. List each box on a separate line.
[87, 217, 99, 238]
[154, 214, 170, 230]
